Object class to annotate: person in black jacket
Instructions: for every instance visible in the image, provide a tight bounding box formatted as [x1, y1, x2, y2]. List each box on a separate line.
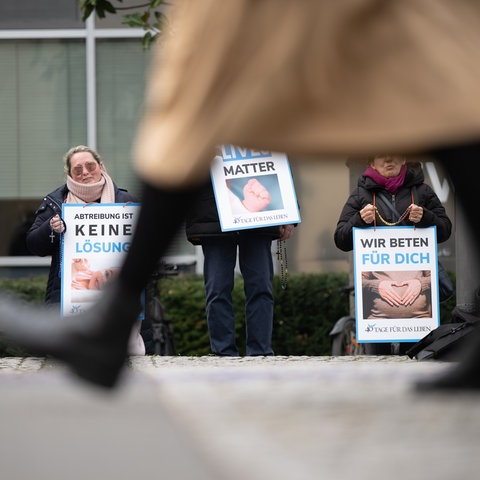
[26, 146, 135, 305]
[25, 145, 152, 355]
[334, 155, 452, 355]
[186, 180, 294, 356]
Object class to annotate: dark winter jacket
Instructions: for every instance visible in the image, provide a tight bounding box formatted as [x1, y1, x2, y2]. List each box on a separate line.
[26, 183, 135, 304]
[185, 181, 283, 244]
[334, 162, 452, 252]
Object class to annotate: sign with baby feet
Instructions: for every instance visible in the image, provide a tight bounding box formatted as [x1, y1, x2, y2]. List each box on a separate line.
[210, 145, 301, 231]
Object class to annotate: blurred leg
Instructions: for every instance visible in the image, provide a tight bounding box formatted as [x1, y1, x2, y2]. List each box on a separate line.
[0, 181, 201, 388]
[417, 142, 480, 390]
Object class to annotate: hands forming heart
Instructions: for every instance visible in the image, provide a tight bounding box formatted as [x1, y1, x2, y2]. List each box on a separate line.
[378, 278, 422, 307]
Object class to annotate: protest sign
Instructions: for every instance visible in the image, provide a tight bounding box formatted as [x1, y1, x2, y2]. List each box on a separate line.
[210, 144, 301, 231]
[61, 203, 140, 316]
[353, 226, 440, 343]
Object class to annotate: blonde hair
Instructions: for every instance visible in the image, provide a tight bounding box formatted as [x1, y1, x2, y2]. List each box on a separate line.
[63, 145, 104, 175]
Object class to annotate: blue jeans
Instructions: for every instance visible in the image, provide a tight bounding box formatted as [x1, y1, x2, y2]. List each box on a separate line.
[202, 234, 275, 356]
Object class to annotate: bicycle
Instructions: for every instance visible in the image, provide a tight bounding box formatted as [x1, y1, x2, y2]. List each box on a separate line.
[145, 261, 179, 355]
[329, 284, 425, 356]
[329, 285, 365, 356]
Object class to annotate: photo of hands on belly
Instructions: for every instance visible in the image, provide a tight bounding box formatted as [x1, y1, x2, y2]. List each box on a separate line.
[362, 269, 432, 319]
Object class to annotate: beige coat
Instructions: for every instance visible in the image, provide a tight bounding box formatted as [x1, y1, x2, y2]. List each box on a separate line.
[133, 0, 480, 188]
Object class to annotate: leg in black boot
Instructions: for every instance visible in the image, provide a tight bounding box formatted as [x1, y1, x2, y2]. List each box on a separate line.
[0, 182, 201, 389]
[416, 142, 480, 391]
[0, 282, 142, 388]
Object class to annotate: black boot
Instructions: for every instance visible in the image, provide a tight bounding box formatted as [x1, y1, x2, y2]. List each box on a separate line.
[0, 182, 203, 388]
[0, 281, 142, 389]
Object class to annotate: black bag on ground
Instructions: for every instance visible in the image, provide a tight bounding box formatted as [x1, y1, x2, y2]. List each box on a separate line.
[406, 307, 480, 361]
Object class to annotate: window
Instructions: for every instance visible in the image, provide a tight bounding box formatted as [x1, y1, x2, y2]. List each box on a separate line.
[0, 20, 197, 266]
[0, 40, 86, 199]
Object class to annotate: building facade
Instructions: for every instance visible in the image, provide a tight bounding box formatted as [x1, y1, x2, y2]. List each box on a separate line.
[0, 1, 455, 279]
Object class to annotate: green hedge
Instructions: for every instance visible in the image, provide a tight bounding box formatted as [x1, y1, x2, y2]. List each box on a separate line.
[0, 271, 457, 357]
[158, 271, 351, 356]
[0, 276, 47, 356]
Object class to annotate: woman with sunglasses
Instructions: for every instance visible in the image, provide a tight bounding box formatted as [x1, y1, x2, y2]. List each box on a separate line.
[26, 145, 133, 306]
[24, 146, 148, 355]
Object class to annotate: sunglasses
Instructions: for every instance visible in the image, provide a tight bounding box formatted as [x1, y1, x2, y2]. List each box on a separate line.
[71, 161, 99, 177]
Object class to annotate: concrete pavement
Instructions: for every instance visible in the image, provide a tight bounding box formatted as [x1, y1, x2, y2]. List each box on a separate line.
[1, 355, 479, 480]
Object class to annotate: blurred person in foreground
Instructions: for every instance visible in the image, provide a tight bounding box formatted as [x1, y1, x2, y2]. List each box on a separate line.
[0, 0, 480, 390]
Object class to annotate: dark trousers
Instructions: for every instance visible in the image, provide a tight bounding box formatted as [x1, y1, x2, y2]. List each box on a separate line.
[202, 234, 275, 356]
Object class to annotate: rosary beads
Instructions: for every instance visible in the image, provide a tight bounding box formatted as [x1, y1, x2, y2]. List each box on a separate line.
[276, 239, 288, 289]
[374, 205, 412, 226]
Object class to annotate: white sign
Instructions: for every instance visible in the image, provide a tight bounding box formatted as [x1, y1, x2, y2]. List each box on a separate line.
[353, 226, 440, 343]
[61, 203, 140, 316]
[210, 145, 301, 231]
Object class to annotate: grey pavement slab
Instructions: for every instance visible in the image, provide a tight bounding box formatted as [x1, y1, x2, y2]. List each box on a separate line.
[1, 356, 480, 480]
[0, 359, 223, 480]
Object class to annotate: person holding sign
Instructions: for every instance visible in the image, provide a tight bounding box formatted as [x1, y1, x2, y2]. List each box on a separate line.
[334, 155, 452, 354]
[186, 180, 295, 356]
[24, 145, 150, 355]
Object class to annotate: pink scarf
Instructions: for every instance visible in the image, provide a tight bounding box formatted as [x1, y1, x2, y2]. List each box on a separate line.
[66, 171, 116, 204]
[363, 164, 407, 194]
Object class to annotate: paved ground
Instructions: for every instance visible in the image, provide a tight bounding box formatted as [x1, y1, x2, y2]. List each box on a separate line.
[1, 355, 479, 480]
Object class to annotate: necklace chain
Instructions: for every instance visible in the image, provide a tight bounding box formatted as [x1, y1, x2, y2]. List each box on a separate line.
[276, 240, 288, 290]
[374, 205, 412, 226]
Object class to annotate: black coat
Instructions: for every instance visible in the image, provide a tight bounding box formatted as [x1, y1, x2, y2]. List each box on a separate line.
[185, 181, 283, 245]
[334, 163, 452, 252]
[26, 183, 135, 304]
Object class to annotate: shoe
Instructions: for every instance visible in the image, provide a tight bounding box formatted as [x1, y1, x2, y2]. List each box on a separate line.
[0, 282, 141, 389]
[128, 319, 146, 356]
